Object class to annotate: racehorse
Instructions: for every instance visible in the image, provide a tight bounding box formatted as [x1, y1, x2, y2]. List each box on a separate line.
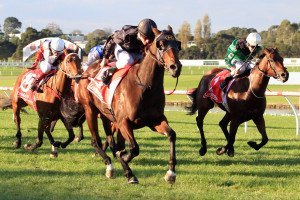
[11, 52, 82, 157]
[77, 26, 182, 184]
[186, 48, 289, 157]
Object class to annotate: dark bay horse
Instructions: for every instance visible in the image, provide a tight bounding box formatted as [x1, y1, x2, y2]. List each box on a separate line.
[77, 27, 182, 184]
[11, 52, 82, 157]
[187, 48, 289, 157]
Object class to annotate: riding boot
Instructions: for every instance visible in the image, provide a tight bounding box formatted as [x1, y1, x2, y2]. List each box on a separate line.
[220, 75, 233, 91]
[101, 66, 117, 85]
[31, 69, 46, 93]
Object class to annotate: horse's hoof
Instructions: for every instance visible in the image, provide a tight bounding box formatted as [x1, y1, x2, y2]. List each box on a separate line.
[24, 143, 34, 151]
[216, 147, 226, 155]
[116, 149, 127, 159]
[60, 143, 68, 149]
[50, 152, 58, 158]
[13, 140, 21, 148]
[105, 164, 116, 179]
[164, 170, 176, 184]
[128, 176, 139, 184]
[247, 141, 259, 150]
[227, 149, 234, 157]
[199, 148, 207, 156]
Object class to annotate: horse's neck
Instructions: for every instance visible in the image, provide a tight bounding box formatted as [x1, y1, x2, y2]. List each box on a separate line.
[249, 66, 270, 96]
[47, 70, 69, 99]
[137, 53, 164, 89]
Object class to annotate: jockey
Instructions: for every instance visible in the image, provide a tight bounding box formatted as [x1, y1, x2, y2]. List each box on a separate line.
[30, 37, 66, 92]
[100, 18, 157, 85]
[220, 32, 262, 91]
[82, 45, 104, 71]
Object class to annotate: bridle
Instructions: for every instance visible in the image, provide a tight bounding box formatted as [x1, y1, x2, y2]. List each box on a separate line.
[250, 50, 282, 98]
[145, 32, 181, 94]
[256, 53, 280, 79]
[58, 53, 82, 79]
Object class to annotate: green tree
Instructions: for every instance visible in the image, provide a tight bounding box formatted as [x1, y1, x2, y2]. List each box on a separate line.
[85, 29, 110, 52]
[3, 17, 22, 35]
[12, 27, 40, 60]
[0, 40, 17, 60]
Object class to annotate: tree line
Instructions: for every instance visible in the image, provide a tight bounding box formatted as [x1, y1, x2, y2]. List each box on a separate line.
[0, 16, 299, 61]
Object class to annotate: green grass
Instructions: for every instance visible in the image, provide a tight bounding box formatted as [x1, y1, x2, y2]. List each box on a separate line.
[0, 109, 300, 199]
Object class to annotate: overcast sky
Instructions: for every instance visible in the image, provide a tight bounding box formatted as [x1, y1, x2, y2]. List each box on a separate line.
[0, 0, 299, 34]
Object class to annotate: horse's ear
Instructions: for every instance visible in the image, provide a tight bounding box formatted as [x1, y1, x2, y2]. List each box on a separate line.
[167, 25, 173, 33]
[152, 27, 160, 36]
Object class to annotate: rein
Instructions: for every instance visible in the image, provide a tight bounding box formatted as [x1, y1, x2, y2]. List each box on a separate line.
[145, 34, 180, 93]
[250, 53, 280, 99]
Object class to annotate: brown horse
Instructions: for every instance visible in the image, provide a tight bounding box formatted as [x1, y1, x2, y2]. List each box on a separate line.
[186, 48, 289, 157]
[11, 52, 82, 157]
[77, 27, 182, 184]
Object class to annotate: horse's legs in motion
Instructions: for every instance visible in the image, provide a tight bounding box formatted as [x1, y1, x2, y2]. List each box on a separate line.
[221, 120, 240, 157]
[248, 115, 268, 150]
[118, 118, 139, 183]
[196, 98, 214, 156]
[44, 123, 62, 158]
[152, 115, 177, 184]
[219, 112, 231, 141]
[12, 101, 22, 148]
[75, 124, 84, 142]
[100, 117, 116, 157]
[84, 105, 115, 179]
[24, 118, 46, 151]
[60, 119, 75, 149]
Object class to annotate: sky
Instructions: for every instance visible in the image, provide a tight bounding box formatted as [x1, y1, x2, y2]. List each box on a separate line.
[0, 0, 299, 35]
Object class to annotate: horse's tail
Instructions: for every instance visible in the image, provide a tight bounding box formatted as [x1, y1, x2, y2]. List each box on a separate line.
[185, 89, 198, 115]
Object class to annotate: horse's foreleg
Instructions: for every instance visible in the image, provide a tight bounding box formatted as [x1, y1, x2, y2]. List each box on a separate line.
[60, 120, 75, 149]
[196, 105, 211, 156]
[12, 102, 22, 148]
[153, 117, 177, 184]
[217, 119, 240, 157]
[100, 117, 116, 157]
[117, 118, 139, 184]
[24, 118, 45, 151]
[248, 115, 268, 150]
[219, 112, 231, 141]
[84, 106, 115, 179]
[74, 124, 84, 142]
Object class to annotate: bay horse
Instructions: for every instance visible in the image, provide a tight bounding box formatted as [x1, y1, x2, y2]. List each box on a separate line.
[186, 48, 289, 157]
[77, 27, 182, 184]
[11, 52, 82, 157]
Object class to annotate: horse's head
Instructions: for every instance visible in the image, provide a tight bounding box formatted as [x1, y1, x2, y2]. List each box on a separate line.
[258, 48, 289, 83]
[149, 26, 182, 78]
[60, 53, 82, 83]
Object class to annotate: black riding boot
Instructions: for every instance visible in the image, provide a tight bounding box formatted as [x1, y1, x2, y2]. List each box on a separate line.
[220, 75, 233, 91]
[101, 66, 117, 85]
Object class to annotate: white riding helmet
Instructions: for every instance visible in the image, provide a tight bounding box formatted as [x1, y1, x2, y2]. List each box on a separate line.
[246, 32, 262, 47]
[50, 38, 65, 53]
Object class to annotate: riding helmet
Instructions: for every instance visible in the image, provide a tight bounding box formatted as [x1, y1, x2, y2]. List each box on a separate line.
[137, 18, 157, 41]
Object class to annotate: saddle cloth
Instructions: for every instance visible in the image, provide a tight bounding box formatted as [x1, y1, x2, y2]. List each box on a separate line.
[87, 64, 132, 108]
[203, 70, 231, 103]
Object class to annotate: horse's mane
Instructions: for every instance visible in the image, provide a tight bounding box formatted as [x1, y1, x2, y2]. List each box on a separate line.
[256, 47, 281, 65]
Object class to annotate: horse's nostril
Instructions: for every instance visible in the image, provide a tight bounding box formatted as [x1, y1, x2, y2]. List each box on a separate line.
[281, 73, 286, 78]
[170, 65, 177, 71]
